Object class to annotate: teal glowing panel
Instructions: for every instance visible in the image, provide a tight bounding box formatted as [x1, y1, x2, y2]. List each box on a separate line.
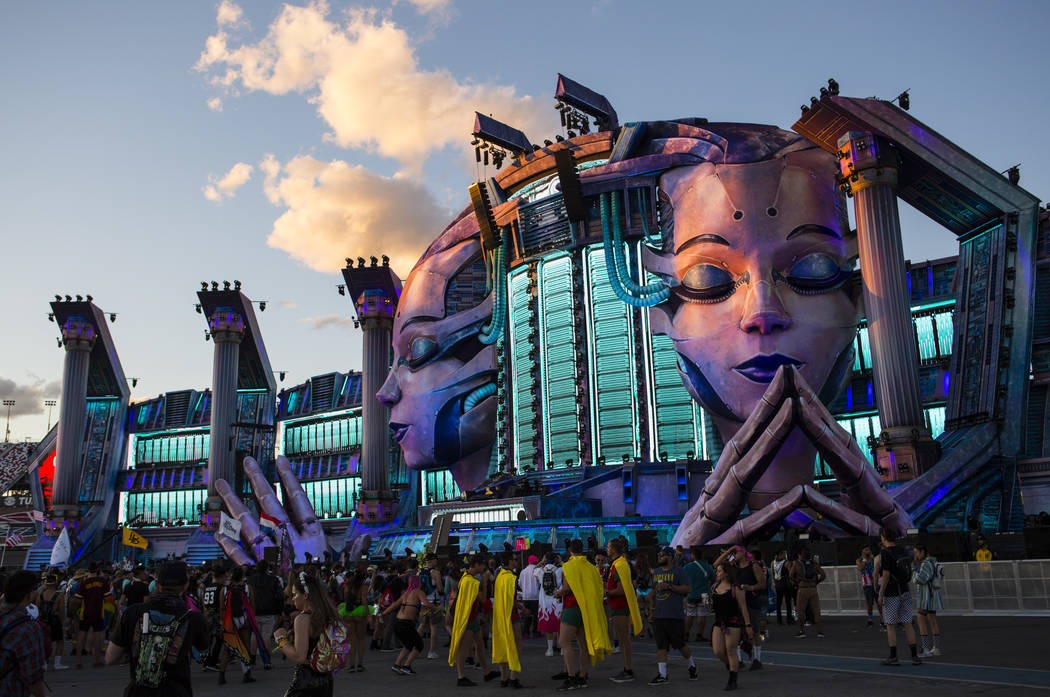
[933, 311, 954, 356]
[858, 326, 873, 370]
[126, 489, 206, 526]
[915, 316, 938, 361]
[585, 246, 638, 461]
[650, 333, 700, 460]
[509, 266, 539, 470]
[924, 405, 946, 439]
[283, 412, 361, 456]
[297, 476, 360, 518]
[539, 255, 579, 467]
[423, 468, 461, 504]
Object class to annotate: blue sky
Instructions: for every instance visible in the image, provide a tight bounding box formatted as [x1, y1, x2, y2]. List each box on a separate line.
[2, 0, 1048, 441]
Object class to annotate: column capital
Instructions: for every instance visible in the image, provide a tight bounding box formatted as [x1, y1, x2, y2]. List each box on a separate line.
[837, 131, 899, 193]
[60, 318, 96, 352]
[208, 309, 245, 343]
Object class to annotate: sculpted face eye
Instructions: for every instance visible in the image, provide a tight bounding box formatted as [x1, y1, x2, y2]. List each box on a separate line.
[781, 253, 850, 294]
[408, 336, 439, 368]
[674, 263, 739, 303]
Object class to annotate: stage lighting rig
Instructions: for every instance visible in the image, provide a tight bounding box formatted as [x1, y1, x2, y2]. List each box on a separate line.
[554, 73, 618, 133]
[337, 284, 346, 296]
[895, 89, 910, 111]
[471, 112, 530, 170]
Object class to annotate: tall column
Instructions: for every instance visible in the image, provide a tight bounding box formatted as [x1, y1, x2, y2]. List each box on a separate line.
[204, 309, 244, 526]
[361, 313, 392, 492]
[839, 132, 937, 482]
[51, 318, 96, 520]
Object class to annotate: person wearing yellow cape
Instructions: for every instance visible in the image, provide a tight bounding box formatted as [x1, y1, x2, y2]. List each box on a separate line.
[553, 539, 611, 691]
[492, 553, 524, 689]
[449, 555, 500, 686]
[606, 538, 642, 683]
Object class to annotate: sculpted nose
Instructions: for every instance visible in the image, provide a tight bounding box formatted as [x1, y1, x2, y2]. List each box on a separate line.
[376, 368, 401, 407]
[740, 279, 791, 335]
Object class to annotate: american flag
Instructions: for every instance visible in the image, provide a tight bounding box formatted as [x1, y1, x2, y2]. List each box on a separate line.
[4, 531, 23, 547]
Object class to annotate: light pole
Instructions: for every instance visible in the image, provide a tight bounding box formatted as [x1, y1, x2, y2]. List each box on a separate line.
[45, 400, 57, 431]
[2, 400, 14, 443]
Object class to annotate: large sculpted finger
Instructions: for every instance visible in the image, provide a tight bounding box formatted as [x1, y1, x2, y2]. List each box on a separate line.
[276, 457, 328, 562]
[215, 478, 273, 561]
[673, 398, 795, 547]
[675, 367, 795, 542]
[792, 368, 913, 534]
[244, 456, 290, 526]
[216, 532, 255, 566]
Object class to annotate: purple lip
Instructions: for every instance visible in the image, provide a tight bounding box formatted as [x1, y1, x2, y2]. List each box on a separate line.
[732, 353, 803, 384]
[388, 422, 411, 443]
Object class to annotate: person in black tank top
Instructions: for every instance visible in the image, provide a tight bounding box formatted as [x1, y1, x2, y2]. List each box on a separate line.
[37, 575, 68, 670]
[709, 562, 752, 691]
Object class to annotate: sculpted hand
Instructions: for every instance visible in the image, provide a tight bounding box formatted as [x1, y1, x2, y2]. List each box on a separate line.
[215, 455, 329, 565]
[672, 366, 912, 546]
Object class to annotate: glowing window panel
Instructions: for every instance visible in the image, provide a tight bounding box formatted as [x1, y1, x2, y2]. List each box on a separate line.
[539, 255, 579, 467]
[924, 405, 946, 440]
[915, 316, 938, 361]
[293, 476, 360, 518]
[650, 334, 701, 460]
[423, 468, 461, 504]
[509, 266, 539, 471]
[933, 311, 954, 356]
[857, 326, 873, 370]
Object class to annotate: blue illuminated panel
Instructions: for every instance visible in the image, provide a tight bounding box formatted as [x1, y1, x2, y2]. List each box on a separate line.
[423, 468, 461, 504]
[509, 267, 539, 470]
[296, 476, 360, 518]
[933, 311, 954, 355]
[283, 411, 362, 456]
[650, 334, 701, 460]
[585, 246, 639, 461]
[133, 430, 209, 467]
[539, 255, 579, 467]
[125, 489, 206, 526]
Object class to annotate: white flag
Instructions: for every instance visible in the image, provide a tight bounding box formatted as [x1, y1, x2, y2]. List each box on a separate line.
[50, 527, 71, 567]
[219, 512, 242, 540]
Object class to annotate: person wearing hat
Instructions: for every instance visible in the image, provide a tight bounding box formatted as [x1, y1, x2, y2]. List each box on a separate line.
[106, 562, 210, 697]
[648, 547, 697, 685]
[519, 554, 541, 639]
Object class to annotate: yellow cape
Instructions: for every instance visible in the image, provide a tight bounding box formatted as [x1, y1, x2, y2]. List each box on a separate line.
[492, 569, 521, 672]
[562, 555, 612, 662]
[612, 556, 642, 636]
[448, 572, 479, 666]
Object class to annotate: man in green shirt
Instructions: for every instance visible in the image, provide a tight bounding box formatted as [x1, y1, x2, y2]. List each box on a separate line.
[683, 547, 715, 643]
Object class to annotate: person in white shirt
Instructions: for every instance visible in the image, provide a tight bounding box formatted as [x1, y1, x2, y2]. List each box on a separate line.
[519, 555, 541, 638]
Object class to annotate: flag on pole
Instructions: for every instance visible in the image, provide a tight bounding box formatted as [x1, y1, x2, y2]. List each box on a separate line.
[30, 510, 44, 522]
[219, 512, 242, 540]
[4, 531, 23, 547]
[277, 525, 292, 577]
[259, 512, 280, 533]
[50, 527, 71, 567]
[122, 527, 148, 550]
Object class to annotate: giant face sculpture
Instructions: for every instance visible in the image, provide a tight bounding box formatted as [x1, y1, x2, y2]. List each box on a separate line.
[647, 135, 861, 506]
[377, 221, 497, 493]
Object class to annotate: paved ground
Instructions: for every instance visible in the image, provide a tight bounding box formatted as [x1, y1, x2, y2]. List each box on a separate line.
[41, 616, 1050, 696]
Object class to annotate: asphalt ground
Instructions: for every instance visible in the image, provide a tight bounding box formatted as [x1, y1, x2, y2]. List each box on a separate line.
[40, 615, 1050, 696]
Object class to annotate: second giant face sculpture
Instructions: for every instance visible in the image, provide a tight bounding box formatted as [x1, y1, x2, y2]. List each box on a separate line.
[647, 134, 862, 508]
[377, 217, 497, 493]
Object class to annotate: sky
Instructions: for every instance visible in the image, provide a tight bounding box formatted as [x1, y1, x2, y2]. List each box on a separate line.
[2, 0, 1049, 443]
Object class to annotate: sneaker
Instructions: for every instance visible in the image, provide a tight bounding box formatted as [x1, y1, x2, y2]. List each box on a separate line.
[795, 631, 806, 638]
[54, 661, 68, 671]
[817, 632, 825, 638]
[610, 670, 635, 683]
[930, 648, 942, 656]
[881, 657, 900, 666]
[611, 645, 621, 654]
[347, 665, 358, 673]
[648, 674, 670, 685]
[556, 677, 578, 691]
[484, 670, 501, 682]
[501, 680, 509, 688]
[402, 666, 417, 675]
[577, 675, 589, 689]
[357, 665, 365, 672]
[866, 619, 874, 627]
[748, 660, 762, 671]
[545, 648, 555, 657]
[508, 679, 523, 689]
[263, 663, 272, 671]
[917, 650, 932, 659]
[242, 672, 256, 684]
[689, 665, 699, 680]
[458, 677, 477, 687]
[911, 655, 923, 666]
[551, 671, 570, 681]
[392, 664, 405, 675]
[427, 651, 439, 659]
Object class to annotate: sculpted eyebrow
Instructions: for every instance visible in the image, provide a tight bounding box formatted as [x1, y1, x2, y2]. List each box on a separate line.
[401, 315, 442, 331]
[675, 234, 731, 253]
[786, 224, 841, 240]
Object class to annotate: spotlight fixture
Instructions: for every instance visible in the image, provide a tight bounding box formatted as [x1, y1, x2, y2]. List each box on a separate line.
[204, 331, 211, 341]
[86, 294, 93, 302]
[129, 377, 139, 388]
[109, 313, 117, 323]
[56, 338, 62, 348]
[233, 280, 241, 291]
[258, 301, 266, 311]
[543, 139, 553, 146]
[64, 295, 72, 302]
[370, 256, 378, 267]
[201, 282, 208, 291]
[352, 319, 360, 329]
[75, 295, 83, 301]
[827, 77, 840, 95]
[896, 89, 910, 111]
[381, 255, 389, 266]
[279, 371, 286, 382]
[337, 284, 346, 296]
[555, 135, 564, 142]
[47, 313, 54, 322]
[357, 257, 366, 268]
[211, 281, 218, 291]
[195, 304, 202, 314]
[54, 295, 61, 302]
[345, 257, 352, 266]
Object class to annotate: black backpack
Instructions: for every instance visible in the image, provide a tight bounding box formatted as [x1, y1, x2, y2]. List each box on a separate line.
[131, 609, 191, 689]
[419, 569, 436, 596]
[542, 568, 558, 596]
[800, 558, 818, 582]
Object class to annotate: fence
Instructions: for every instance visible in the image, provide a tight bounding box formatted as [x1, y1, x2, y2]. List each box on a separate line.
[816, 559, 1050, 614]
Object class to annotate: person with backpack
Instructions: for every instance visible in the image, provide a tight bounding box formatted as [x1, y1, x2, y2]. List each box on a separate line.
[273, 570, 348, 697]
[877, 527, 921, 666]
[683, 547, 715, 644]
[247, 560, 284, 672]
[199, 565, 226, 672]
[911, 544, 945, 658]
[0, 570, 49, 697]
[534, 554, 562, 658]
[218, 566, 260, 685]
[36, 574, 67, 671]
[106, 562, 210, 697]
[789, 546, 825, 639]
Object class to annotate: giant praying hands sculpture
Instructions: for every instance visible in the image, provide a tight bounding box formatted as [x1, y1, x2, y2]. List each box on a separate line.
[215, 456, 370, 566]
[590, 121, 912, 545]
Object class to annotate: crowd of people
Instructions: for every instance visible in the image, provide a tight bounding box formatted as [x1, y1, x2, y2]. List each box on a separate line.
[0, 526, 954, 696]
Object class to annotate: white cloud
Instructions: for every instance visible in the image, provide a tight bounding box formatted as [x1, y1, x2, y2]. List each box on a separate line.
[299, 315, 356, 330]
[403, 0, 452, 17]
[195, 1, 550, 171]
[216, 0, 246, 28]
[262, 154, 448, 274]
[206, 96, 223, 112]
[203, 161, 254, 202]
[0, 376, 61, 417]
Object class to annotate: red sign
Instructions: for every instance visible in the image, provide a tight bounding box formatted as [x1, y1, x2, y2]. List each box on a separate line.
[514, 537, 529, 551]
